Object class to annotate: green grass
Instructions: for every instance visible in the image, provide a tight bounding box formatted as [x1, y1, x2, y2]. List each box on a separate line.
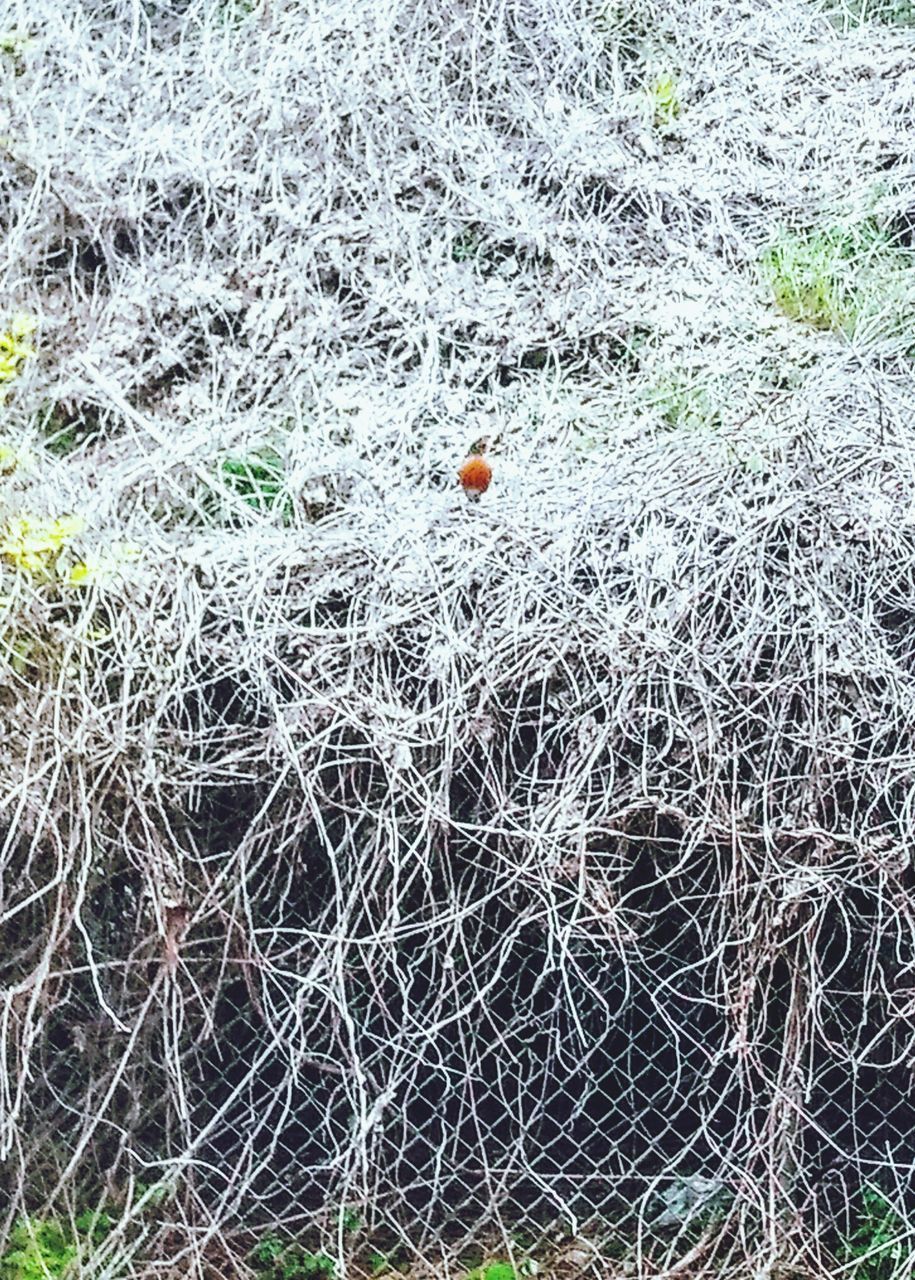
[464, 1260, 540, 1280]
[465, 1265, 515, 1280]
[364, 1245, 410, 1276]
[451, 226, 487, 264]
[759, 219, 915, 339]
[450, 226, 551, 278]
[594, 2, 653, 61]
[338, 1209, 361, 1233]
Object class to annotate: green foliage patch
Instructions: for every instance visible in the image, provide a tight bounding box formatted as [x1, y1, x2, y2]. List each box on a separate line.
[648, 373, 721, 433]
[842, 1187, 910, 1280]
[0, 1220, 76, 1280]
[217, 449, 293, 523]
[0, 1214, 111, 1280]
[36, 401, 101, 456]
[465, 1261, 529, 1280]
[250, 1235, 336, 1280]
[825, 0, 915, 25]
[650, 72, 681, 127]
[759, 219, 915, 339]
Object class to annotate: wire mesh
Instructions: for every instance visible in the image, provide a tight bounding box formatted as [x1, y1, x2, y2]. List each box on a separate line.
[5, 794, 915, 1277]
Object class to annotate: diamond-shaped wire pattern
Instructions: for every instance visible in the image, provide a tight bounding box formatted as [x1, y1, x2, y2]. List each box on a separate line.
[5, 818, 915, 1277]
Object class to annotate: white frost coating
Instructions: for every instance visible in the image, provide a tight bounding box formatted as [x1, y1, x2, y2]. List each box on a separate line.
[1, 0, 915, 1274]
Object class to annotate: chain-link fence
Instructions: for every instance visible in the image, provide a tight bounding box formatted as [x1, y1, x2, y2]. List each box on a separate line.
[5, 789, 915, 1277]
